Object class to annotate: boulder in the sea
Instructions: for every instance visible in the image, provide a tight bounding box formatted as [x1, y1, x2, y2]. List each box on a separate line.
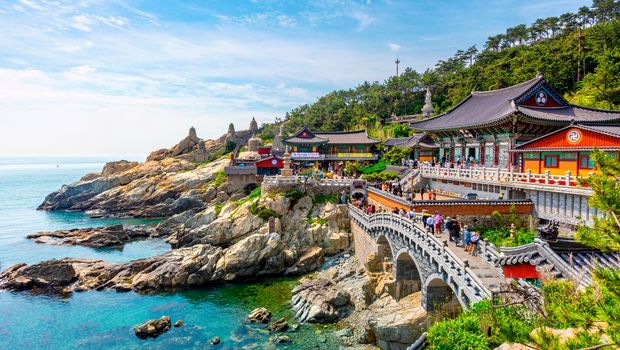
[268, 318, 289, 333]
[291, 278, 352, 323]
[174, 320, 184, 327]
[210, 336, 221, 345]
[272, 335, 291, 343]
[26, 225, 155, 249]
[0, 259, 77, 293]
[248, 307, 272, 324]
[133, 316, 171, 339]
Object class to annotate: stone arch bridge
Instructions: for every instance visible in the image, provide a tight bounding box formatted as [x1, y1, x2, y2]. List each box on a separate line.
[349, 205, 504, 311]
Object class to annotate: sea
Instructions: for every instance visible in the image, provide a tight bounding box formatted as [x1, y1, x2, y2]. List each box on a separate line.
[0, 157, 337, 350]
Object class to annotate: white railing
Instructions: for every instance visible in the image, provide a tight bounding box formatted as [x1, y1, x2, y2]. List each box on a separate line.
[348, 204, 495, 303]
[262, 175, 354, 187]
[420, 165, 592, 193]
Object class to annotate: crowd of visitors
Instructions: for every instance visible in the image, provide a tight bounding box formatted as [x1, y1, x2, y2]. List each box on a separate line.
[374, 180, 439, 202]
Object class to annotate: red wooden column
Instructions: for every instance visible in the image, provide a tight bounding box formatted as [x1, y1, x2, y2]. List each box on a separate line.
[494, 141, 500, 166]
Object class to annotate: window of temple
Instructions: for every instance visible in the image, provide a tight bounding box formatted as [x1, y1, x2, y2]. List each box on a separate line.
[544, 155, 559, 168]
[579, 155, 594, 169]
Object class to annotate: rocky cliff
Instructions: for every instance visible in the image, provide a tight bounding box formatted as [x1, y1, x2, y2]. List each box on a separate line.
[38, 127, 253, 218]
[3, 192, 352, 293]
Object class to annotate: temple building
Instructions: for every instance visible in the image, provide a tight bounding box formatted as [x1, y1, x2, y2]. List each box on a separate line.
[384, 133, 438, 162]
[282, 127, 380, 169]
[512, 124, 620, 175]
[410, 74, 620, 169]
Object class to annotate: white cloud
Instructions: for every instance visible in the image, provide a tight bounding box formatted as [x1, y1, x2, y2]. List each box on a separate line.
[388, 43, 401, 52]
[350, 11, 374, 31]
[71, 14, 91, 32]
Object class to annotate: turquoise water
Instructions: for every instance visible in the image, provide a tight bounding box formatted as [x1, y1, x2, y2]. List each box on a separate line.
[0, 157, 337, 349]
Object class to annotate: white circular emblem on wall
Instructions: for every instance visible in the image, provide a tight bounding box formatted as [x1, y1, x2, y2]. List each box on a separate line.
[535, 91, 548, 106]
[271, 159, 278, 165]
[566, 129, 582, 144]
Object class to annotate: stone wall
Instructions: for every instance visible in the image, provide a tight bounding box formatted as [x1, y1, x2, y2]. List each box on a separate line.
[351, 220, 378, 268]
[261, 181, 350, 197]
[367, 192, 533, 228]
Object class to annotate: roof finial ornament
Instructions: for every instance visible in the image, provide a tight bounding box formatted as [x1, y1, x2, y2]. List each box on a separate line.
[570, 118, 575, 126]
[536, 71, 544, 79]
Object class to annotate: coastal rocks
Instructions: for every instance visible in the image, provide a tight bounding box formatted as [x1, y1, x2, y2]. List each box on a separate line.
[291, 279, 353, 323]
[285, 247, 324, 275]
[147, 127, 209, 163]
[174, 320, 184, 327]
[367, 293, 427, 350]
[210, 336, 221, 345]
[248, 308, 272, 324]
[268, 318, 289, 333]
[102, 160, 139, 176]
[215, 233, 285, 280]
[26, 225, 159, 249]
[0, 259, 77, 293]
[133, 316, 171, 339]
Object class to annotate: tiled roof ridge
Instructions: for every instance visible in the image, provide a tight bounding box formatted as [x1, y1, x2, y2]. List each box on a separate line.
[471, 75, 542, 96]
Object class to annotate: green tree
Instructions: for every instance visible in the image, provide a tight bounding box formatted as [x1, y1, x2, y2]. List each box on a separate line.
[577, 149, 620, 252]
[384, 147, 411, 165]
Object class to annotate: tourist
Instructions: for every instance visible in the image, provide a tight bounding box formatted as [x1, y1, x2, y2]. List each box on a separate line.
[426, 215, 435, 234]
[463, 226, 471, 251]
[392, 207, 399, 214]
[434, 211, 442, 236]
[399, 208, 406, 217]
[421, 209, 430, 228]
[469, 231, 480, 256]
[499, 193, 504, 200]
[445, 216, 456, 242]
[407, 208, 416, 220]
[420, 187, 426, 200]
[431, 157, 436, 167]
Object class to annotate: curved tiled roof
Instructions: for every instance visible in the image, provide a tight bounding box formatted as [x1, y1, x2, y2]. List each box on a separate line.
[410, 75, 620, 131]
[315, 130, 380, 145]
[411, 76, 542, 131]
[385, 133, 439, 148]
[518, 105, 620, 123]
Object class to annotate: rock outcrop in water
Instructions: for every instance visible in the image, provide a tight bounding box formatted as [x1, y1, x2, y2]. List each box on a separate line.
[133, 316, 172, 339]
[3, 192, 352, 293]
[26, 224, 161, 249]
[37, 127, 254, 218]
[291, 278, 353, 323]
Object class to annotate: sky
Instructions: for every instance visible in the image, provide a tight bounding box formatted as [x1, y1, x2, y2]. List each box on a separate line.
[0, 0, 591, 158]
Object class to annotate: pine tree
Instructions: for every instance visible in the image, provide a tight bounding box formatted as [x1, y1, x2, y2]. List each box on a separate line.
[577, 149, 620, 252]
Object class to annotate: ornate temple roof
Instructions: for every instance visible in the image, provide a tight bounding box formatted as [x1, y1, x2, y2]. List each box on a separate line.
[283, 127, 380, 145]
[497, 238, 620, 286]
[410, 75, 620, 132]
[384, 133, 439, 148]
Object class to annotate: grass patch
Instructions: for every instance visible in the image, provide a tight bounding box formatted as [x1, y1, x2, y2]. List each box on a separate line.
[475, 228, 536, 247]
[249, 200, 281, 220]
[214, 202, 224, 216]
[284, 189, 305, 206]
[205, 170, 227, 189]
[359, 159, 386, 174]
[307, 217, 328, 226]
[361, 170, 399, 182]
[313, 193, 338, 204]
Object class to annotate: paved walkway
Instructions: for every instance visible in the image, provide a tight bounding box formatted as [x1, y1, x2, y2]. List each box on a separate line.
[422, 224, 504, 292]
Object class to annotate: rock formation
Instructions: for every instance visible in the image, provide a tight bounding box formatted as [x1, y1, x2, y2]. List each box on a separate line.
[291, 279, 353, 323]
[248, 307, 272, 324]
[249, 117, 258, 134]
[38, 127, 255, 218]
[133, 316, 172, 339]
[26, 225, 161, 249]
[3, 194, 352, 294]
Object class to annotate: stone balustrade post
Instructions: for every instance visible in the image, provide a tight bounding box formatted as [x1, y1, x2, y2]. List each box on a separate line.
[545, 170, 550, 184]
[496, 167, 500, 181]
[526, 169, 531, 183]
[565, 170, 571, 186]
[482, 167, 486, 180]
[509, 168, 514, 182]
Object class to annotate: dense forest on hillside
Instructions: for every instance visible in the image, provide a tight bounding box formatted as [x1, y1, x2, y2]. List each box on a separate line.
[260, 0, 620, 140]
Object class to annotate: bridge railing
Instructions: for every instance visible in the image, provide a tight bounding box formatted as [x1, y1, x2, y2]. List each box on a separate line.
[263, 175, 354, 187]
[420, 165, 589, 189]
[349, 204, 494, 302]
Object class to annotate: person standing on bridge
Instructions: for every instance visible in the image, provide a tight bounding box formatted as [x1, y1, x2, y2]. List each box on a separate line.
[463, 226, 471, 251]
[434, 211, 442, 236]
[421, 209, 430, 228]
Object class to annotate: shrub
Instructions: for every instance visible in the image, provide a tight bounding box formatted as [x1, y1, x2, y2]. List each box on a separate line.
[360, 159, 386, 174]
[361, 170, 399, 182]
[284, 189, 305, 206]
[313, 193, 338, 204]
